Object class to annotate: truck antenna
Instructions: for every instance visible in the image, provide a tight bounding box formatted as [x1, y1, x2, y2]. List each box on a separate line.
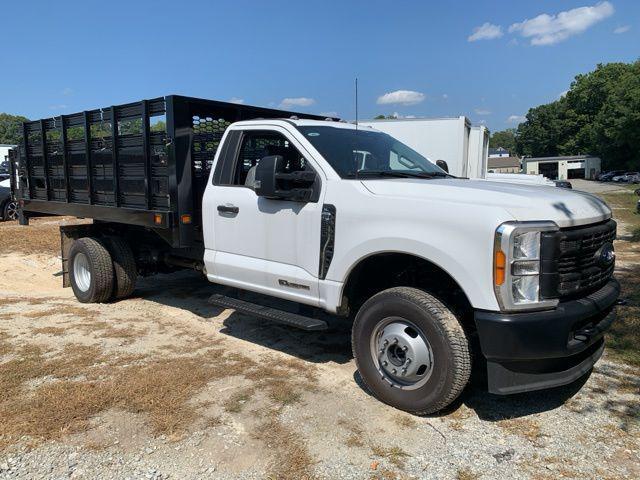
[354, 78, 359, 180]
[355, 78, 359, 130]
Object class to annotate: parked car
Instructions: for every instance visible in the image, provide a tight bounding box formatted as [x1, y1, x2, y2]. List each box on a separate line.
[628, 173, 640, 184]
[0, 180, 19, 221]
[612, 172, 639, 183]
[598, 170, 624, 182]
[554, 180, 573, 189]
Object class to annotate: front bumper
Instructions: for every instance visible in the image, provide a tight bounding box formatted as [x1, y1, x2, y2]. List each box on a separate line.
[474, 278, 619, 394]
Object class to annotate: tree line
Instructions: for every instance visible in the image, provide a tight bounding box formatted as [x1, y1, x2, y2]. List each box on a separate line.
[490, 60, 640, 170]
[0, 114, 166, 146]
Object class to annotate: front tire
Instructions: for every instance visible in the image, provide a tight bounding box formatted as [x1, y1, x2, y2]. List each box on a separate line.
[69, 237, 114, 303]
[352, 287, 471, 414]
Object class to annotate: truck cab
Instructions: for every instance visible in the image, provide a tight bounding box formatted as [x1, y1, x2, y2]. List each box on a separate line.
[14, 98, 619, 414]
[201, 118, 618, 411]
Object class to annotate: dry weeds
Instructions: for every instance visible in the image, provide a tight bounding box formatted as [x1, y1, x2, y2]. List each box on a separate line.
[253, 415, 316, 480]
[371, 445, 410, 469]
[456, 467, 480, 480]
[498, 418, 543, 444]
[223, 387, 256, 413]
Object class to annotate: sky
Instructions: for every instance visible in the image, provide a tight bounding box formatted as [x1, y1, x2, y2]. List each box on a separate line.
[1, 0, 638, 132]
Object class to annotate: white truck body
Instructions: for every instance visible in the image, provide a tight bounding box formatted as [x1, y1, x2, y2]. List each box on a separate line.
[19, 111, 619, 413]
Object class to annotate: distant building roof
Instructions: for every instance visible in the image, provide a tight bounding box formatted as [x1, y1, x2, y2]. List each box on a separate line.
[525, 155, 600, 164]
[488, 156, 521, 169]
[0, 144, 17, 148]
[489, 147, 509, 155]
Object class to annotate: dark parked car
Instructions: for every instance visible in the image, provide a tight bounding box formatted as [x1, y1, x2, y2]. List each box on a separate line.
[598, 170, 625, 182]
[554, 180, 573, 189]
[0, 183, 18, 221]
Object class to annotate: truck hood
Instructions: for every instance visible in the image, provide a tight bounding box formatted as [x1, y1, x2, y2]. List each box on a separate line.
[361, 178, 611, 228]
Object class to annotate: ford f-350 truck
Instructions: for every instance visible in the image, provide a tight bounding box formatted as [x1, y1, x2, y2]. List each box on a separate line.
[13, 95, 619, 414]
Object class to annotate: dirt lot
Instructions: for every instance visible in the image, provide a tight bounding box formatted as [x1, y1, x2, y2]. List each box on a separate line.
[0, 195, 638, 479]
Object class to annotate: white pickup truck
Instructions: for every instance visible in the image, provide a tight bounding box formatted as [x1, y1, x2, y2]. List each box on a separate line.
[14, 96, 619, 414]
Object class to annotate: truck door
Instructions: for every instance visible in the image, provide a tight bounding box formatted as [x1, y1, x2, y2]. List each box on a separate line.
[202, 127, 324, 306]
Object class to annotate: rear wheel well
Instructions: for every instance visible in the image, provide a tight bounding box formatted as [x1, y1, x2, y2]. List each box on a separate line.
[341, 253, 474, 329]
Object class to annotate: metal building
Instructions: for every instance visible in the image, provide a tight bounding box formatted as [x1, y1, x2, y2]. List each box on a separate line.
[524, 155, 602, 180]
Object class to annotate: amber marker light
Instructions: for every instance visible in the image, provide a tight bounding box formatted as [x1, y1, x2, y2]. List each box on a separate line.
[494, 249, 506, 286]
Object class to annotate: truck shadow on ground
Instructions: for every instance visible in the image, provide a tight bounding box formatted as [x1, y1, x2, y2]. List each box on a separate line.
[137, 270, 590, 419]
[135, 269, 353, 365]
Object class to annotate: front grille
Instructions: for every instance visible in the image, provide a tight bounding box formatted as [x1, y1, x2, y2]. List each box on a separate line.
[555, 219, 616, 298]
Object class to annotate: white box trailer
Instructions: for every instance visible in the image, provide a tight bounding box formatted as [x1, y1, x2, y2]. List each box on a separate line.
[360, 118, 554, 186]
[359, 117, 473, 177]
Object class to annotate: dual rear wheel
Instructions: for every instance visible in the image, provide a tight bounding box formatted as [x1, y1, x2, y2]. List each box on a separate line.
[68, 237, 137, 303]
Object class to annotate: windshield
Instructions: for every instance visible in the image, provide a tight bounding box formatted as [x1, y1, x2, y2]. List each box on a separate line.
[297, 126, 448, 179]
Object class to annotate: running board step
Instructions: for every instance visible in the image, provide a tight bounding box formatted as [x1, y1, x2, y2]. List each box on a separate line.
[208, 294, 328, 331]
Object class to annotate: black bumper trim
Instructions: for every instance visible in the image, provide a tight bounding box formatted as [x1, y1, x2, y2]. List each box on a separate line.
[474, 278, 618, 395]
[487, 340, 604, 395]
[474, 278, 619, 361]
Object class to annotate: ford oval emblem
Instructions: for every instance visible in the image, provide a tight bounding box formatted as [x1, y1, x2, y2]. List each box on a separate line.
[595, 242, 615, 268]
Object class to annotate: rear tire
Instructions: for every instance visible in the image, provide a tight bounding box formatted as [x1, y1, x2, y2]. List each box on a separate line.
[104, 237, 137, 300]
[69, 237, 114, 303]
[352, 287, 471, 415]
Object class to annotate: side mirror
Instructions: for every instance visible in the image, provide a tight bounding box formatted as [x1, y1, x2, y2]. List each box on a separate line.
[436, 159, 449, 173]
[254, 155, 317, 202]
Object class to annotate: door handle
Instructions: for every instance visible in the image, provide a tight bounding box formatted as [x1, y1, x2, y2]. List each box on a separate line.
[217, 204, 239, 214]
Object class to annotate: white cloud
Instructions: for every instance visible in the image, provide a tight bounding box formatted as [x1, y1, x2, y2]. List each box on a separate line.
[228, 97, 245, 104]
[61, 87, 73, 96]
[279, 97, 315, 108]
[614, 25, 630, 34]
[376, 90, 425, 106]
[468, 22, 504, 42]
[474, 108, 492, 115]
[442, 93, 449, 100]
[509, 1, 614, 46]
[507, 115, 526, 123]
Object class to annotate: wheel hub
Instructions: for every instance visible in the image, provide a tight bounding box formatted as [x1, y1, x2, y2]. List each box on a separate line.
[73, 252, 92, 292]
[373, 320, 434, 388]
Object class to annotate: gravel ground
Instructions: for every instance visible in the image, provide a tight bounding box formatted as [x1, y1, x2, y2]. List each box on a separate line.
[0, 218, 638, 480]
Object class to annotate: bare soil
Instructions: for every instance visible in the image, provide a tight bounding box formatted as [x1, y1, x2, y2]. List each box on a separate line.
[0, 214, 638, 479]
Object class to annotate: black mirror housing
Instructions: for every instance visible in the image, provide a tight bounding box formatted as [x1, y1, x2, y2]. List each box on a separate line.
[436, 159, 449, 173]
[254, 155, 317, 202]
[254, 155, 284, 199]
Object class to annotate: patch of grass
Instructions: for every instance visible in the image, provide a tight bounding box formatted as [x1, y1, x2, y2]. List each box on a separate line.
[345, 433, 364, 448]
[597, 189, 640, 367]
[371, 445, 410, 469]
[456, 468, 480, 480]
[253, 416, 316, 480]
[0, 217, 87, 256]
[498, 418, 543, 444]
[31, 326, 66, 336]
[224, 388, 255, 413]
[393, 414, 417, 428]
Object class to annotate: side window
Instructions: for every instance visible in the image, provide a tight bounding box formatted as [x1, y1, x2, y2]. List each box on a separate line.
[232, 131, 310, 187]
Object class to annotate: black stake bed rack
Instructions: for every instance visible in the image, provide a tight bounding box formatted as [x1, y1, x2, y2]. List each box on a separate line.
[15, 95, 333, 248]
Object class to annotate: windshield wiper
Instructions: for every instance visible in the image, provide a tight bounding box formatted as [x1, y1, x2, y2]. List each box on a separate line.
[348, 170, 452, 179]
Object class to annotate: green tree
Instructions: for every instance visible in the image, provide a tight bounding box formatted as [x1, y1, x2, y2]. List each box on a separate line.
[0, 113, 30, 145]
[516, 61, 640, 169]
[489, 128, 517, 155]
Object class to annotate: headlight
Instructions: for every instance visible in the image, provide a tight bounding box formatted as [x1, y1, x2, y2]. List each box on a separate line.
[494, 222, 559, 311]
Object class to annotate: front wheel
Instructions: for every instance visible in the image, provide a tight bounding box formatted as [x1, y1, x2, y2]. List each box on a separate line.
[352, 287, 471, 414]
